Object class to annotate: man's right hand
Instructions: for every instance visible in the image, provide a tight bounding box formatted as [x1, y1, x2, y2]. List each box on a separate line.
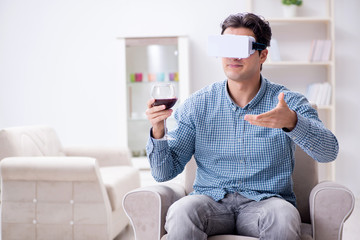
[146, 99, 173, 139]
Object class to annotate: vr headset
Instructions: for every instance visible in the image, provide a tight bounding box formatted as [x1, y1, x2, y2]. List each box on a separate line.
[207, 35, 267, 59]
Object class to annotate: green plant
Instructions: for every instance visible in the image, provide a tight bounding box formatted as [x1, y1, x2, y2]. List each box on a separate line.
[282, 0, 303, 6]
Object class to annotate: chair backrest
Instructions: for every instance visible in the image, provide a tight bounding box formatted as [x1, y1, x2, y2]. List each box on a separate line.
[184, 146, 318, 224]
[0, 125, 65, 161]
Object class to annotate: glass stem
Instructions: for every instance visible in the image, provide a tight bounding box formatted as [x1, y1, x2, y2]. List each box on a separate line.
[164, 119, 167, 138]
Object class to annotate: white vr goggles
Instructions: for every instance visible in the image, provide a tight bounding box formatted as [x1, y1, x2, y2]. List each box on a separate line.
[207, 35, 267, 59]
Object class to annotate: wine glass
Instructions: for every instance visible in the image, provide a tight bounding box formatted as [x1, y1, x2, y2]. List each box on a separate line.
[151, 83, 178, 140]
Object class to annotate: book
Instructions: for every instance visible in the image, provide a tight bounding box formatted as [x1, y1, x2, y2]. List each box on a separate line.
[323, 82, 332, 106]
[309, 39, 332, 62]
[269, 39, 281, 62]
[321, 40, 332, 61]
[312, 40, 324, 62]
[305, 82, 332, 106]
[308, 40, 317, 62]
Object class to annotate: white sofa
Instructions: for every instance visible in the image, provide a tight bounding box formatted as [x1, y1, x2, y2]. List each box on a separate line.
[0, 125, 140, 240]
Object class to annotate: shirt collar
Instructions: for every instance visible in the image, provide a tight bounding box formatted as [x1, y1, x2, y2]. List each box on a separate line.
[224, 75, 267, 111]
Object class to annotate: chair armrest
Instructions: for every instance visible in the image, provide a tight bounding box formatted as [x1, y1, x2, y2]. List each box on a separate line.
[123, 183, 186, 240]
[63, 146, 132, 167]
[310, 181, 355, 240]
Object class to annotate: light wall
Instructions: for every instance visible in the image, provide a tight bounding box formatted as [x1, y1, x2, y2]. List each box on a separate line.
[333, 1, 360, 197]
[0, 0, 359, 196]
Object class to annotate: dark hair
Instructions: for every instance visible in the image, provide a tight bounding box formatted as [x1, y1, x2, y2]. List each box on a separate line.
[221, 12, 272, 47]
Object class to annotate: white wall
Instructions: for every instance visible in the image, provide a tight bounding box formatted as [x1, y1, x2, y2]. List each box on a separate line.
[333, 0, 360, 197]
[0, 0, 359, 196]
[0, 0, 240, 147]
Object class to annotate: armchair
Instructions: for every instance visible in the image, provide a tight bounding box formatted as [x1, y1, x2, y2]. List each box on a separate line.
[123, 146, 355, 240]
[0, 125, 140, 240]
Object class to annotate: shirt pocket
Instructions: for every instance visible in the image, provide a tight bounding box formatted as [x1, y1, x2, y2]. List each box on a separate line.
[244, 134, 289, 174]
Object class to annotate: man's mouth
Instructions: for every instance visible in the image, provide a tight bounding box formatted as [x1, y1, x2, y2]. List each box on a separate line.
[227, 64, 243, 68]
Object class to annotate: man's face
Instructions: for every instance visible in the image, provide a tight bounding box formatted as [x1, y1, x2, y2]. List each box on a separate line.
[221, 27, 267, 83]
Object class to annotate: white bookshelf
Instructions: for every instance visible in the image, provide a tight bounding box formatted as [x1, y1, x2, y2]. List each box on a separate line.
[247, 0, 336, 181]
[118, 36, 190, 163]
[268, 17, 332, 23]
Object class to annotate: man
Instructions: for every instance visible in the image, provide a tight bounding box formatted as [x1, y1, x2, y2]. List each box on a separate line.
[145, 12, 338, 240]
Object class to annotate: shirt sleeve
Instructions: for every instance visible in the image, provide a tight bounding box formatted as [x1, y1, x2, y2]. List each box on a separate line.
[285, 92, 339, 163]
[146, 98, 196, 182]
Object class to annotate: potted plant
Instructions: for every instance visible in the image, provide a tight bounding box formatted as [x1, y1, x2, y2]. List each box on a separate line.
[282, 0, 303, 18]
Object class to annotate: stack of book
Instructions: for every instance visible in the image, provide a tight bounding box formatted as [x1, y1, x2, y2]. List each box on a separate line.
[268, 39, 281, 62]
[309, 40, 332, 62]
[305, 82, 332, 107]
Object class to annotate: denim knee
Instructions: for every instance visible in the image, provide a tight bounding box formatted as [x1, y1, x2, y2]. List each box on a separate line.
[165, 195, 209, 239]
[259, 198, 301, 240]
[165, 194, 235, 240]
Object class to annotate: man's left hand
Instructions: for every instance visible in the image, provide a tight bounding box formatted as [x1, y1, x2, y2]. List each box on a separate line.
[244, 92, 297, 131]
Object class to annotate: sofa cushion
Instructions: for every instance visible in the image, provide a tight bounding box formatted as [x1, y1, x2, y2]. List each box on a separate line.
[100, 166, 140, 211]
[0, 126, 65, 160]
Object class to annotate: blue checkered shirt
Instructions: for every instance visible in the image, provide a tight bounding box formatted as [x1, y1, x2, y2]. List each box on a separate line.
[146, 77, 338, 206]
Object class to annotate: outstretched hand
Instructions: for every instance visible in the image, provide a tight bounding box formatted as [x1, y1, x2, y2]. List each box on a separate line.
[244, 92, 297, 131]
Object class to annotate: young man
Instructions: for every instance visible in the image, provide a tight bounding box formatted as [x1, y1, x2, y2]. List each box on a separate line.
[145, 13, 338, 240]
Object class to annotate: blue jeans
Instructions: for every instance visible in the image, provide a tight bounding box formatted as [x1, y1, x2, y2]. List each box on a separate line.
[165, 193, 301, 240]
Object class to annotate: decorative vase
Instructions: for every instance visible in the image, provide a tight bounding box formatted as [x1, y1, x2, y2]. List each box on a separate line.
[282, 5, 298, 18]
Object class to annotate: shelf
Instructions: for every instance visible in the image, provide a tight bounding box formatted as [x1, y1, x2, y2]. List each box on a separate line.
[128, 117, 147, 121]
[268, 17, 331, 23]
[131, 156, 150, 170]
[317, 105, 334, 111]
[125, 37, 178, 47]
[128, 81, 179, 85]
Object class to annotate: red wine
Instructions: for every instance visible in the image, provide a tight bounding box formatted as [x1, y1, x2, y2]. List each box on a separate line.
[153, 98, 178, 109]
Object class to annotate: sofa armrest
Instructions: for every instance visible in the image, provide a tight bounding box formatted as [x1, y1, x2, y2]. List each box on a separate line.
[100, 166, 140, 211]
[123, 183, 186, 240]
[0, 156, 115, 240]
[310, 181, 355, 240]
[0, 156, 99, 181]
[63, 146, 132, 167]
